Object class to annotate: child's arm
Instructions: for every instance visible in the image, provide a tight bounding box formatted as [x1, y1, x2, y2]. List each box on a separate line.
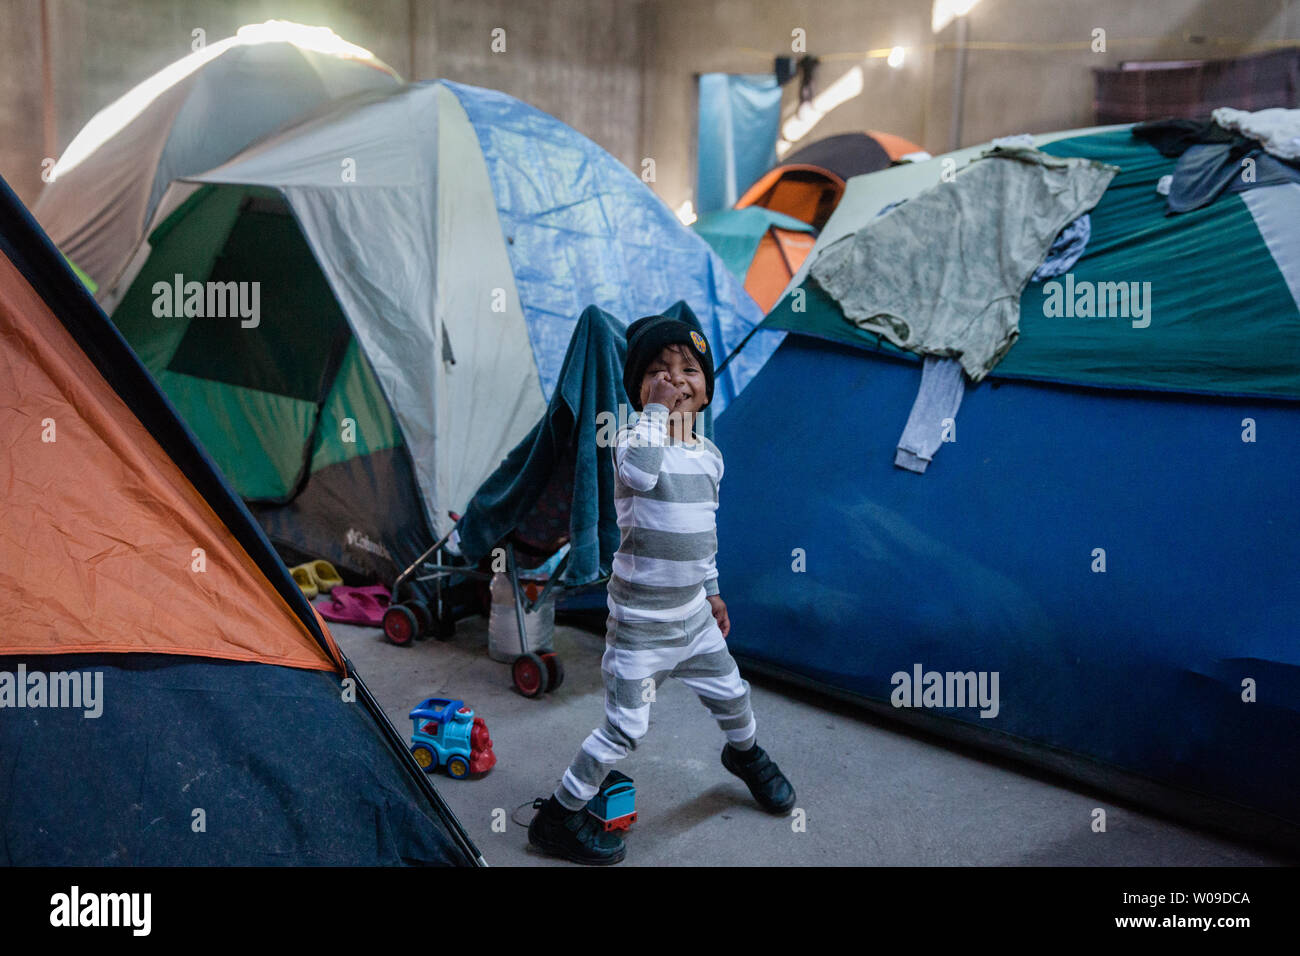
[706, 589, 730, 637]
[614, 402, 670, 491]
[704, 554, 728, 636]
[703, 558, 720, 597]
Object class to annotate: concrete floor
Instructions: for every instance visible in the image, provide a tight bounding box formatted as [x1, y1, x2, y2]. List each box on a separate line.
[334, 617, 1292, 867]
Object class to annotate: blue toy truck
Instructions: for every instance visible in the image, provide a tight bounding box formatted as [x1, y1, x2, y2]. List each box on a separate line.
[586, 771, 636, 831]
[409, 698, 496, 779]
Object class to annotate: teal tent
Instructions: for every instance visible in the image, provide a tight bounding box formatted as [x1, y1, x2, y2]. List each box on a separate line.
[714, 125, 1300, 849]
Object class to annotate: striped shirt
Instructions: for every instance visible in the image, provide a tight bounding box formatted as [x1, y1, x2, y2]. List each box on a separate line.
[608, 403, 723, 622]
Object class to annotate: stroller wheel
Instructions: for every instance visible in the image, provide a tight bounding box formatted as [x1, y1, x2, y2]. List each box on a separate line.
[542, 652, 564, 691]
[383, 605, 418, 646]
[407, 599, 432, 637]
[512, 652, 550, 698]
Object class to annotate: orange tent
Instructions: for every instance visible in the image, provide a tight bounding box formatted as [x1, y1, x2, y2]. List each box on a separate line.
[736, 130, 926, 229]
[0, 175, 479, 866]
[694, 207, 818, 314]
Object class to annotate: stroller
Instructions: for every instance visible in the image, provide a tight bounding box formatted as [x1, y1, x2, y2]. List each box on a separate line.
[383, 445, 606, 699]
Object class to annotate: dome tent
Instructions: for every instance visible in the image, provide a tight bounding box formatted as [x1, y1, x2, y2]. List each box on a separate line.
[735, 129, 927, 230]
[693, 206, 817, 313]
[715, 126, 1300, 848]
[705, 130, 926, 311]
[0, 175, 479, 865]
[34, 21, 400, 298]
[104, 80, 773, 583]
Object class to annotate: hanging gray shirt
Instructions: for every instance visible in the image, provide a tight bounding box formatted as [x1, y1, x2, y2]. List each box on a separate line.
[810, 147, 1117, 381]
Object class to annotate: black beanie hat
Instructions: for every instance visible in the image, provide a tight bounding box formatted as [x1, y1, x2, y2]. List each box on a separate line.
[623, 313, 714, 411]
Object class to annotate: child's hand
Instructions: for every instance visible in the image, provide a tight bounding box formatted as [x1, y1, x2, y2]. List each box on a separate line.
[707, 595, 730, 638]
[647, 371, 680, 409]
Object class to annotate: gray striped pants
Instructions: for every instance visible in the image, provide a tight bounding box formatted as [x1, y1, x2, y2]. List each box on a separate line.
[555, 601, 756, 810]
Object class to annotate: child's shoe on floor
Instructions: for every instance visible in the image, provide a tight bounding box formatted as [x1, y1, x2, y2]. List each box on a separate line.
[721, 742, 796, 814]
[528, 795, 626, 865]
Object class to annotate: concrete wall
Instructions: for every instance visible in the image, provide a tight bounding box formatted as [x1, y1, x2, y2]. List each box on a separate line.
[1, 1, 1297, 212]
[924, 0, 1300, 151]
[644, 0, 1300, 213]
[0, 0, 650, 206]
[420, 0, 648, 170]
[0, 2, 46, 205]
[641, 0, 936, 214]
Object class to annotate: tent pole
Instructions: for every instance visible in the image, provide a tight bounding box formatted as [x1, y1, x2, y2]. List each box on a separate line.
[349, 657, 487, 866]
[716, 321, 764, 378]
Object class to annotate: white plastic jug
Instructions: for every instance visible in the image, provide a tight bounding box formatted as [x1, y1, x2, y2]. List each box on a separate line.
[487, 571, 555, 662]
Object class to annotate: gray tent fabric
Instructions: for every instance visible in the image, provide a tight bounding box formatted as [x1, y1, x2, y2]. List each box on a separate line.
[34, 25, 398, 294]
[183, 83, 546, 538]
[810, 147, 1117, 380]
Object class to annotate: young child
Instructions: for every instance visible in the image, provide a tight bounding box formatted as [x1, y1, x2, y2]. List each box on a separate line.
[528, 313, 795, 865]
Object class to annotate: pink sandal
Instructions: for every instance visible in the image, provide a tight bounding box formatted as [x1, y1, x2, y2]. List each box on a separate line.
[314, 585, 392, 627]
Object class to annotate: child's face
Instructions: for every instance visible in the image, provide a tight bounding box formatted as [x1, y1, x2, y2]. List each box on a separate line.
[639, 343, 708, 417]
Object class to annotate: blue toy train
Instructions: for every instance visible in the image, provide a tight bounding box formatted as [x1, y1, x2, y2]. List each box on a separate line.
[408, 698, 496, 779]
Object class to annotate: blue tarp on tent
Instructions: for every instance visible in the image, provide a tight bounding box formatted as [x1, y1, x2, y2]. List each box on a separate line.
[446, 81, 778, 413]
[714, 332, 1300, 845]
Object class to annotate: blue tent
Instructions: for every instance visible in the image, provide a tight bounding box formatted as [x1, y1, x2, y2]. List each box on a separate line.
[714, 128, 1300, 848]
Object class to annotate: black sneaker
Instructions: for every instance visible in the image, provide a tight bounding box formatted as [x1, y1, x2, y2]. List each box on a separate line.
[721, 743, 796, 814]
[527, 796, 626, 865]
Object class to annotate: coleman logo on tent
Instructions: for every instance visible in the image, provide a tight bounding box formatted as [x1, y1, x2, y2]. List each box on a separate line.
[346, 528, 392, 561]
[151, 273, 261, 328]
[690, 331, 707, 354]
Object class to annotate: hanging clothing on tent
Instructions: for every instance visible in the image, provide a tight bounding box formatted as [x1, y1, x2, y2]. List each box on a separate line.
[809, 146, 1117, 381]
[1212, 107, 1300, 161]
[456, 303, 630, 588]
[894, 356, 965, 474]
[1166, 142, 1300, 213]
[1130, 114, 1300, 214]
[1031, 214, 1092, 281]
[1131, 117, 1238, 157]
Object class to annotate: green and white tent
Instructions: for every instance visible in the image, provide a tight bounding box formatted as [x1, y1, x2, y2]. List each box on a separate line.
[100, 80, 769, 582]
[108, 83, 546, 582]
